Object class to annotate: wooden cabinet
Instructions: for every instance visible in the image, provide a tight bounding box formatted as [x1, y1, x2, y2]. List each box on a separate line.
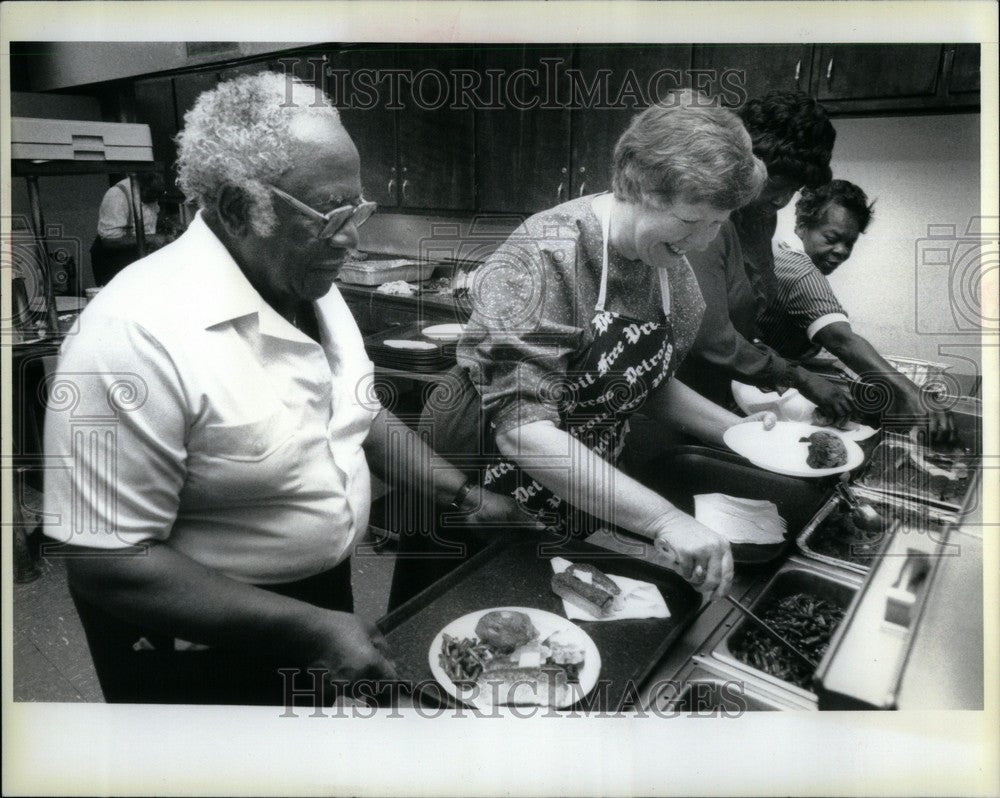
[811, 44, 944, 110]
[692, 44, 811, 105]
[326, 46, 399, 208]
[395, 46, 476, 211]
[571, 45, 692, 198]
[476, 45, 573, 213]
[948, 44, 981, 96]
[127, 41, 980, 223]
[133, 76, 180, 185]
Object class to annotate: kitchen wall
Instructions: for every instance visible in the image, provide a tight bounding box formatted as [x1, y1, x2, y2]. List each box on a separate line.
[774, 113, 983, 379]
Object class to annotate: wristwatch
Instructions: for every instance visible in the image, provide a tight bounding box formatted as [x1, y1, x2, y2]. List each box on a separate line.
[448, 479, 475, 512]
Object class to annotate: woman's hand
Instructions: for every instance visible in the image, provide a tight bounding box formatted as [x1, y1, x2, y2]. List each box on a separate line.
[649, 512, 734, 601]
[729, 410, 778, 430]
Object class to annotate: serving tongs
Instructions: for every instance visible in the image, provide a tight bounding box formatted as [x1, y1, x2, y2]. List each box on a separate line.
[725, 595, 819, 670]
[835, 474, 882, 531]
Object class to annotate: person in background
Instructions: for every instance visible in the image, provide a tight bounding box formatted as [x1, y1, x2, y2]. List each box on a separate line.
[90, 171, 175, 286]
[45, 72, 524, 705]
[759, 179, 955, 442]
[677, 91, 853, 423]
[396, 91, 774, 608]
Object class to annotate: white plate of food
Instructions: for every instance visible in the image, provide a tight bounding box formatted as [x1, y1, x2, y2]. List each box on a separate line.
[383, 339, 438, 350]
[429, 606, 601, 709]
[723, 420, 865, 478]
[730, 382, 877, 441]
[421, 323, 466, 342]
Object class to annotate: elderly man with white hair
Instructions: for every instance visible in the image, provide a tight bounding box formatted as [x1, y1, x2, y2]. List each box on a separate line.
[43, 72, 523, 705]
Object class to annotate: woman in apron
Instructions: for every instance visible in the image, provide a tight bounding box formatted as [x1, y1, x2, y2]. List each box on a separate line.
[390, 92, 772, 607]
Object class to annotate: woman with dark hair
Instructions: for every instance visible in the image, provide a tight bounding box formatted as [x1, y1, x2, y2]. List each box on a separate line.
[676, 91, 852, 421]
[391, 91, 771, 607]
[760, 180, 954, 441]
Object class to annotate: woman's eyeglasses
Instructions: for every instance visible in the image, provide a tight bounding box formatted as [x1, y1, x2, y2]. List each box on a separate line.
[268, 185, 377, 239]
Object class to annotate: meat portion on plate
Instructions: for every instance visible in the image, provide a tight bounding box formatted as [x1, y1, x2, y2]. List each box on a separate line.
[800, 431, 849, 469]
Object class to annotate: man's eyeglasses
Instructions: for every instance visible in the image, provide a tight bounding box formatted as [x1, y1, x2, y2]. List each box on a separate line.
[268, 185, 377, 239]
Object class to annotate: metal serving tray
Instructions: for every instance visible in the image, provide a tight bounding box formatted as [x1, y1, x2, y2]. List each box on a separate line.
[710, 559, 862, 704]
[377, 537, 703, 712]
[853, 401, 981, 514]
[796, 493, 955, 576]
[649, 659, 815, 713]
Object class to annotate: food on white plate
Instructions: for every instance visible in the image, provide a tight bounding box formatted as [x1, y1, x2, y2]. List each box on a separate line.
[383, 339, 438, 350]
[376, 280, 417, 295]
[800, 431, 848, 469]
[476, 664, 569, 707]
[811, 408, 860, 432]
[474, 609, 539, 654]
[543, 629, 586, 681]
[437, 611, 589, 707]
[550, 562, 623, 618]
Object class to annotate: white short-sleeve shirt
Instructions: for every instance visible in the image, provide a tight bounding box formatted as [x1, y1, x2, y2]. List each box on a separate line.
[44, 213, 381, 584]
[97, 177, 160, 239]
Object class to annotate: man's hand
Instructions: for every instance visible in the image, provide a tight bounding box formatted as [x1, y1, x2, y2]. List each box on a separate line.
[796, 371, 853, 426]
[301, 610, 398, 686]
[897, 389, 959, 448]
[459, 486, 545, 530]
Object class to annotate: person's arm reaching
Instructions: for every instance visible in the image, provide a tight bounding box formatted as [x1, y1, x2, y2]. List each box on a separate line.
[813, 321, 956, 444]
[363, 406, 535, 527]
[682, 225, 853, 423]
[495, 419, 735, 600]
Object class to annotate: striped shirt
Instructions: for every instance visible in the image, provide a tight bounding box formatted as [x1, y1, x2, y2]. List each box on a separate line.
[757, 240, 849, 359]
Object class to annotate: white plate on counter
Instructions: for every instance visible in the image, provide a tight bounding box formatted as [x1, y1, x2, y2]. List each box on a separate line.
[428, 606, 601, 709]
[723, 420, 865, 478]
[383, 339, 438, 350]
[422, 323, 466, 342]
[731, 381, 877, 441]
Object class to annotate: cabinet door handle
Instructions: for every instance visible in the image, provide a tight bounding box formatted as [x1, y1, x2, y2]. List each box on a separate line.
[794, 59, 801, 86]
[826, 56, 835, 86]
[388, 178, 396, 196]
[402, 179, 410, 201]
[577, 181, 587, 197]
[556, 182, 565, 202]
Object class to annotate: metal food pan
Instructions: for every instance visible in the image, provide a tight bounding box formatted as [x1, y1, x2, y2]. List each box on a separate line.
[649, 660, 813, 713]
[711, 563, 860, 702]
[796, 493, 954, 576]
[855, 404, 981, 513]
[340, 259, 437, 286]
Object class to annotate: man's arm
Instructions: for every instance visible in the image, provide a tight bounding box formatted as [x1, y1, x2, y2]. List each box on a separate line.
[813, 321, 955, 442]
[66, 542, 395, 680]
[363, 407, 534, 526]
[46, 315, 393, 683]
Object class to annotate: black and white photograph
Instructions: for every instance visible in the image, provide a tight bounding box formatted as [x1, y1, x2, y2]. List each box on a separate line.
[3, 2, 997, 795]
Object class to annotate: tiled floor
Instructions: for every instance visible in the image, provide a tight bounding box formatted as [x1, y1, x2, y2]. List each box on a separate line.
[13, 530, 400, 703]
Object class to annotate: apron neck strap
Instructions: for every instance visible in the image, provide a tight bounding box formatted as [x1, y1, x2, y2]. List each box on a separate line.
[597, 195, 612, 312]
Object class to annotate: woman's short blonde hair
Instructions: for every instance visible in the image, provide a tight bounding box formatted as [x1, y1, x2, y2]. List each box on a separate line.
[612, 89, 767, 210]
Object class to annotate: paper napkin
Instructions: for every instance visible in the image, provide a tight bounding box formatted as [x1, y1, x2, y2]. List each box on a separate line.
[550, 557, 670, 621]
